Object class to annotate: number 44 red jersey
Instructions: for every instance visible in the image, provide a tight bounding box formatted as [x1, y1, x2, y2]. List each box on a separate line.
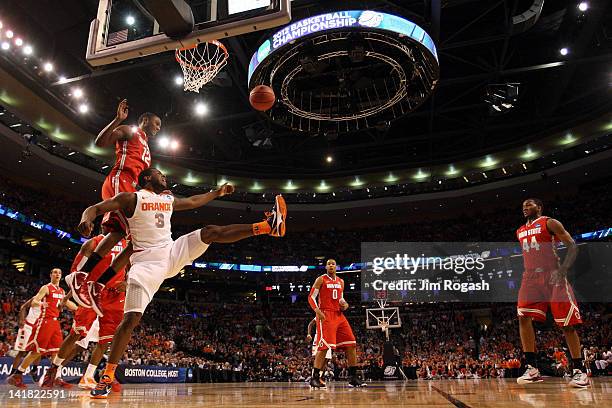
[516, 216, 560, 272]
[317, 274, 344, 312]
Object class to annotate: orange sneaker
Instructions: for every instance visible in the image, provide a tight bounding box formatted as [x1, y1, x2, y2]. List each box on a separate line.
[78, 376, 97, 390]
[266, 195, 287, 237]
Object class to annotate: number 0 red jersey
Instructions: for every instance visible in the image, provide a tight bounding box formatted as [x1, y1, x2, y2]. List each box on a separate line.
[110, 127, 151, 182]
[317, 274, 344, 312]
[516, 216, 559, 272]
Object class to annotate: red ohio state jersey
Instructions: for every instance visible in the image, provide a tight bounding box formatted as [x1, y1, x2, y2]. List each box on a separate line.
[41, 283, 65, 319]
[318, 274, 344, 312]
[516, 216, 559, 271]
[111, 127, 151, 181]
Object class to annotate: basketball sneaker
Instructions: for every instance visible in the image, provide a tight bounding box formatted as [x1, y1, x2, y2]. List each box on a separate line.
[309, 377, 326, 389]
[88, 281, 106, 317]
[516, 365, 543, 384]
[54, 377, 73, 389]
[6, 373, 27, 388]
[348, 377, 367, 388]
[79, 376, 97, 390]
[30, 366, 40, 383]
[569, 369, 590, 388]
[67, 272, 92, 308]
[41, 366, 57, 388]
[266, 195, 287, 237]
[91, 375, 113, 399]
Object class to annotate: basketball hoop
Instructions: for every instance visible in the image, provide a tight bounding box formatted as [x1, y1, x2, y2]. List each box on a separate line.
[374, 290, 388, 308]
[175, 40, 229, 93]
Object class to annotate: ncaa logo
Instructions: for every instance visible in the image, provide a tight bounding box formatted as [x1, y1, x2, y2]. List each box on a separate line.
[358, 11, 384, 28]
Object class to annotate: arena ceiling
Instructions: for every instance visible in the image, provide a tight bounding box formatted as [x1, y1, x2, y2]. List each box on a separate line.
[0, 0, 611, 197]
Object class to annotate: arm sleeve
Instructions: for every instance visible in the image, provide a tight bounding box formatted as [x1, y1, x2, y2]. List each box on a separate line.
[308, 287, 319, 312]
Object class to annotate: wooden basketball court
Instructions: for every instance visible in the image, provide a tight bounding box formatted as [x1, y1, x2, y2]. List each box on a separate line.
[2, 378, 611, 407]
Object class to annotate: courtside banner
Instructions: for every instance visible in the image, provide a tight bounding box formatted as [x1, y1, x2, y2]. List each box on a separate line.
[361, 242, 612, 303]
[115, 365, 187, 383]
[0, 357, 85, 383]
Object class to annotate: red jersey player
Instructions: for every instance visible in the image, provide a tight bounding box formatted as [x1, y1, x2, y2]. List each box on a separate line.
[308, 259, 365, 389]
[68, 99, 160, 315]
[41, 229, 128, 389]
[7, 268, 77, 389]
[515, 198, 589, 388]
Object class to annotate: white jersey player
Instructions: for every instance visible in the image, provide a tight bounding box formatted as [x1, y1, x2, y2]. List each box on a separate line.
[77, 167, 287, 398]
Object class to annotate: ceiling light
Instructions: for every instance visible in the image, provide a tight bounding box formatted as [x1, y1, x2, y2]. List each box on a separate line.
[158, 137, 169, 148]
[326, 155, 333, 163]
[14, 38, 23, 46]
[5, 30, 14, 39]
[174, 76, 183, 86]
[195, 103, 208, 116]
[43, 62, 54, 72]
[170, 140, 179, 150]
[559, 47, 569, 56]
[126, 15, 135, 26]
[23, 45, 33, 55]
[72, 88, 84, 99]
[78, 104, 89, 113]
[58, 76, 67, 83]
[578, 2, 588, 12]
[1, 42, 10, 51]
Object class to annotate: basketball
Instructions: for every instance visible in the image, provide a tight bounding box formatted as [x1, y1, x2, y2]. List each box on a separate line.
[249, 85, 276, 111]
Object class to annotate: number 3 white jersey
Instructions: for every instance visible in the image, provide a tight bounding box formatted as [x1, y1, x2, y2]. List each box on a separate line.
[127, 189, 174, 250]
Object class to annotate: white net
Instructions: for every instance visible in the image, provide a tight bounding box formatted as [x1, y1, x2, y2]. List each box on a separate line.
[175, 40, 229, 93]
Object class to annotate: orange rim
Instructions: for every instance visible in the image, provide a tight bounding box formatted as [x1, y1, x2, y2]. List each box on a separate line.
[175, 40, 229, 72]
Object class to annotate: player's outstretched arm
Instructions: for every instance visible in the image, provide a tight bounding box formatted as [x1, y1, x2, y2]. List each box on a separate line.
[31, 285, 49, 308]
[173, 183, 234, 211]
[95, 99, 133, 147]
[78, 193, 136, 237]
[547, 218, 578, 282]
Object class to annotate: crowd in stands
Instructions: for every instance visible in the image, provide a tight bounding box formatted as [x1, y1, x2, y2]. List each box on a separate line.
[1, 267, 610, 382]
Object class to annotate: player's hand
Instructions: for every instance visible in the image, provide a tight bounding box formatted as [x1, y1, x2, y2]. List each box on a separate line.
[78, 220, 94, 237]
[549, 267, 568, 285]
[216, 183, 234, 197]
[316, 309, 326, 322]
[116, 99, 129, 122]
[306, 334, 313, 343]
[339, 299, 349, 311]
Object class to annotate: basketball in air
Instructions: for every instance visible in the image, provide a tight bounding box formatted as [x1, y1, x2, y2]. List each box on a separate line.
[249, 85, 276, 111]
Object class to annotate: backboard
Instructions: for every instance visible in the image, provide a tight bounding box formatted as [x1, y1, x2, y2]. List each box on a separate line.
[86, 0, 291, 66]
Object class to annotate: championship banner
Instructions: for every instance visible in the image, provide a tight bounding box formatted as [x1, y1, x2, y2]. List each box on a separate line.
[0, 357, 85, 384]
[115, 365, 187, 383]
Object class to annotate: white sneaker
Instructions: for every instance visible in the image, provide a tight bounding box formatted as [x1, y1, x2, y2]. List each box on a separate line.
[568, 369, 590, 388]
[517, 365, 543, 384]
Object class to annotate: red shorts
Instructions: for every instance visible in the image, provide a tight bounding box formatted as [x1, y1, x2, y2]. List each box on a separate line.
[517, 271, 582, 326]
[71, 307, 98, 338]
[314, 311, 356, 351]
[27, 318, 62, 355]
[101, 173, 137, 233]
[98, 289, 125, 344]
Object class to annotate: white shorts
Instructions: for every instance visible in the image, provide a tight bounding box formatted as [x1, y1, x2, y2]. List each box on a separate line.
[125, 230, 209, 313]
[14, 325, 33, 352]
[76, 319, 99, 349]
